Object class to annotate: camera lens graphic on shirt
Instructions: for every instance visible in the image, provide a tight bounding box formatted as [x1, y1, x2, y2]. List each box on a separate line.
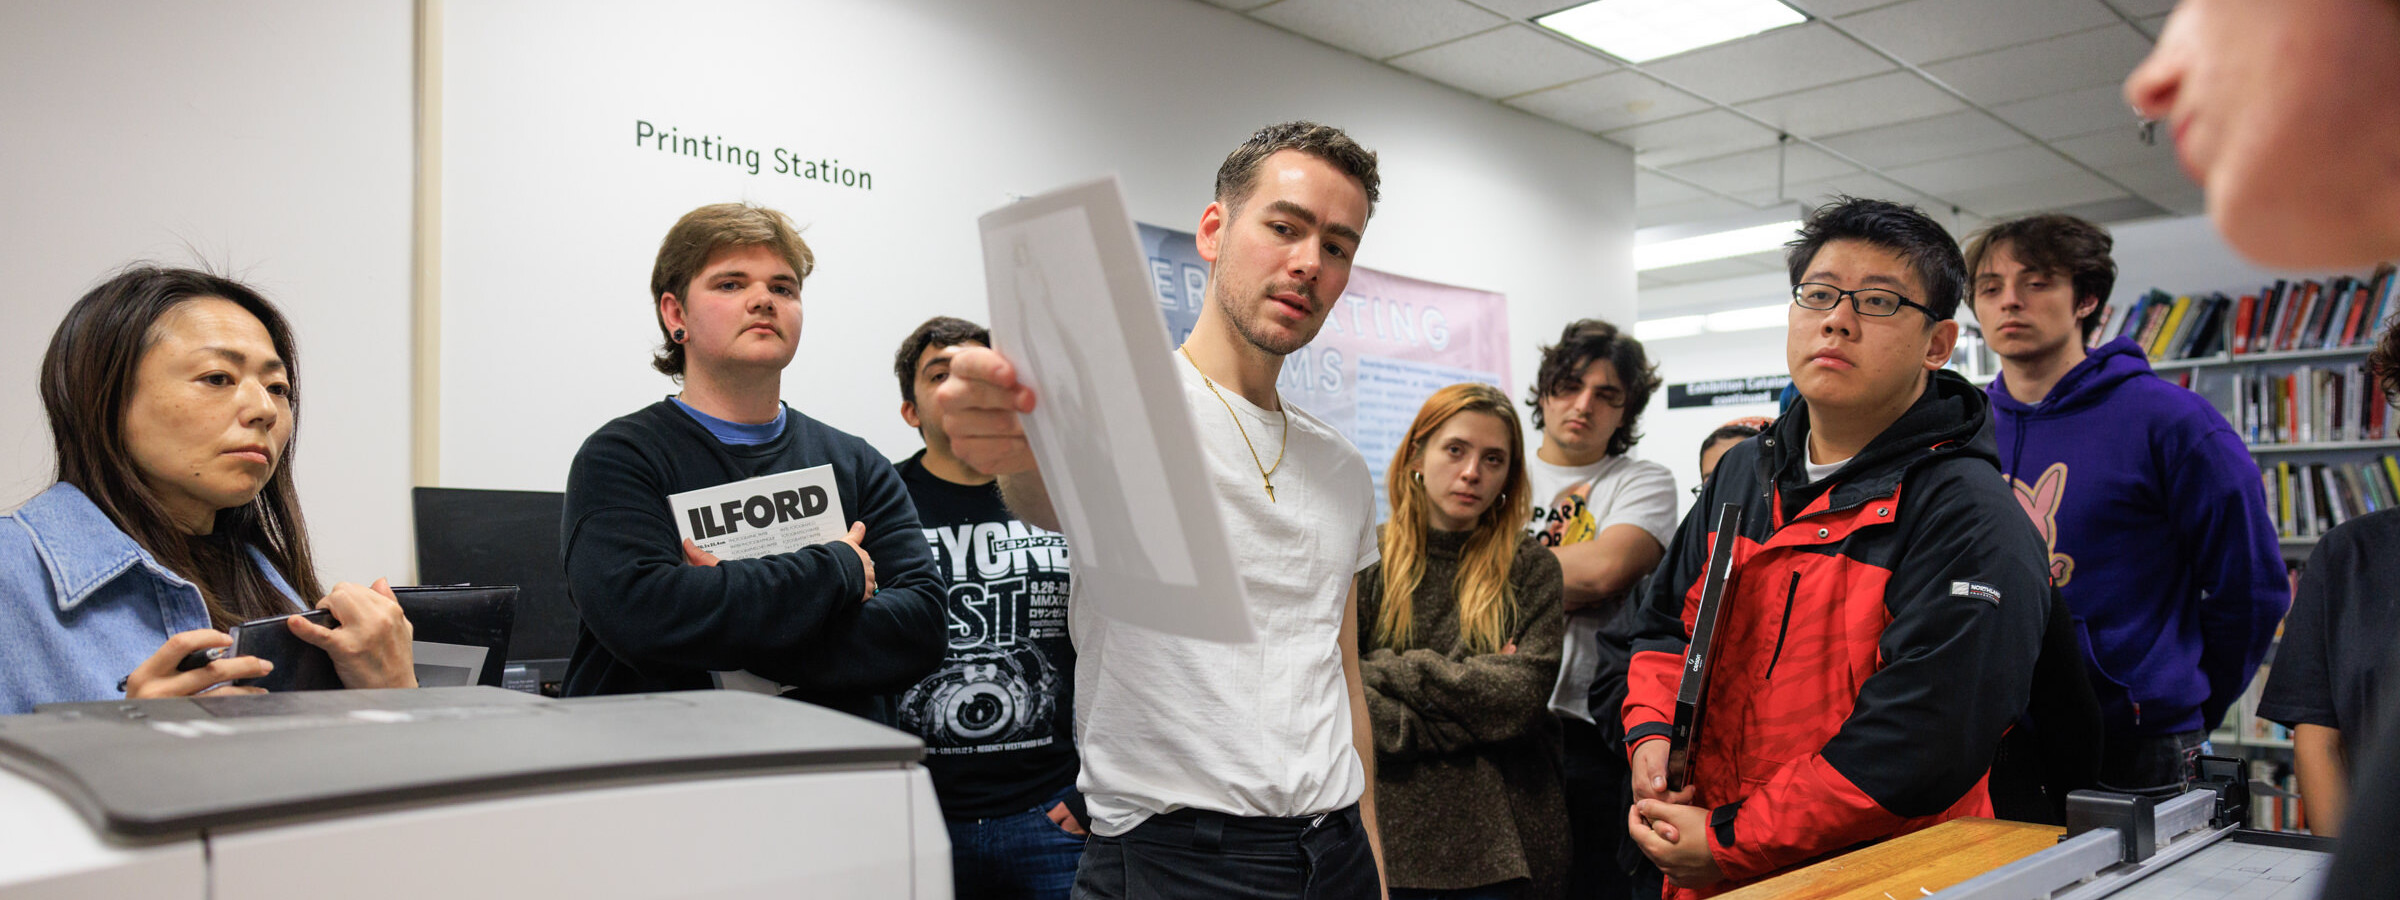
[900, 640, 1058, 748]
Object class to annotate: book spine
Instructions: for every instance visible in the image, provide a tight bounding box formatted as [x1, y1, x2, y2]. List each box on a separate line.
[2344, 286, 2372, 346]
[2258, 280, 2288, 353]
[2279, 461, 2296, 537]
[2233, 294, 2258, 356]
[2152, 295, 2193, 359]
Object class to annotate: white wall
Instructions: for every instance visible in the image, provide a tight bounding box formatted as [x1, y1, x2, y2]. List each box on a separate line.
[1630, 331, 1783, 523]
[435, 0, 1637, 491]
[1635, 213, 2345, 522]
[0, 1, 416, 584]
[0, 0, 1633, 586]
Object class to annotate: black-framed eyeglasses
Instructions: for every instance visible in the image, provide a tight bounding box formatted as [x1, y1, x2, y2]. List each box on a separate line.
[1792, 283, 1936, 319]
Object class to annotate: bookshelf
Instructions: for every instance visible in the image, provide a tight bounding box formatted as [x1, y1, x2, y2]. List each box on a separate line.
[2119, 263, 2400, 553]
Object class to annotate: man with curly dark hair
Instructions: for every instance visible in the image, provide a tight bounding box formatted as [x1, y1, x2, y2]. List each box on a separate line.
[1520, 318, 1675, 900]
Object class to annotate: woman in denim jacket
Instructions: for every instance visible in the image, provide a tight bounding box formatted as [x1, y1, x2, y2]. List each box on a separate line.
[0, 267, 416, 715]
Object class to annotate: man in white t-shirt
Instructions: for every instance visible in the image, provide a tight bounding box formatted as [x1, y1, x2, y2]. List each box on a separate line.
[932, 121, 1386, 900]
[1520, 317, 1677, 899]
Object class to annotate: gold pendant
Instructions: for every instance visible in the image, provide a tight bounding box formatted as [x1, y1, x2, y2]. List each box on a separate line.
[1265, 480, 1277, 503]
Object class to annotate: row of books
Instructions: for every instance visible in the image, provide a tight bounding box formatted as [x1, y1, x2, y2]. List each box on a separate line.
[2263, 456, 2400, 538]
[2246, 760, 2308, 833]
[2229, 363, 2395, 445]
[2088, 264, 2398, 360]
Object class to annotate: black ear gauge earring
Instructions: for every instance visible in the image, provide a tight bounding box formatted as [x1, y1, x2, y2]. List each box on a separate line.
[672, 328, 686, 343]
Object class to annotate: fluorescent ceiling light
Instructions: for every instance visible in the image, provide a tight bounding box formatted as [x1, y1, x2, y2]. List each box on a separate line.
[1538, 0, 1806, 64]
[1703, 303, 1789, 333]
[1634, 315, 1707, 341]
[1634, 220, 1800, 271]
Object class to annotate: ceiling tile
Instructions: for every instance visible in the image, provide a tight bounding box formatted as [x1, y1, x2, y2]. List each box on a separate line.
[1735, 70, 1966, 137]
[2104, 157, 2197, 197]
[2049, 195, 2172, 225]
[1638, 271, 1680, 289]
[2099, 158, 2203, 217]
[1203, 0, 1280, 9]
[1506, 70, 1712, 133]
[1640, 23, 1895, 105]
[1250, 0, 1505, 60]
[1942, 172, 2124, 218]
[1472, 0, 1587, 17]
[1815, 109, 2028, 169]
[1787, 0, 1909, 16]
[2134, 13, 2168, 39]
[2049, 127, 2172, 171]
[1637, 195, 1766, 228]
[1636, 170, 1715, 207]
[1990, 83, 2137, 140]
[1388, 24, 1617, 98]
[1775, 171, 1919, 207]
[1922, 24, 2152, 106]
[2105, 0, 2176, 17]
[1608, 110, 1782, 167]
[1661, 143, 1860, 196]
[1882, 143, 2091, 195]
[1835, 0, 2119, 65]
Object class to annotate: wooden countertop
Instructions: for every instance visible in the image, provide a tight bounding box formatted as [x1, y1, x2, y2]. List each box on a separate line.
[1715, 818, 2067, 900]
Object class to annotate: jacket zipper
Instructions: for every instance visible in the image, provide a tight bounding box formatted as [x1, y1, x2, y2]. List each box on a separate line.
[1763, 572, 1801, 680]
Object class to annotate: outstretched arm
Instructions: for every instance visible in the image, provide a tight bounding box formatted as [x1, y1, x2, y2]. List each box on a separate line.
[934, 346, 1058, 530]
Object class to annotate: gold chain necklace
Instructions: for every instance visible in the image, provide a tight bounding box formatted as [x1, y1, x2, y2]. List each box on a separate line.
[1179, 346, 1288, 502]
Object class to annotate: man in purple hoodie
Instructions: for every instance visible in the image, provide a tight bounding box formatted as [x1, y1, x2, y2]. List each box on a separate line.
[1964, 213, 2289, 797]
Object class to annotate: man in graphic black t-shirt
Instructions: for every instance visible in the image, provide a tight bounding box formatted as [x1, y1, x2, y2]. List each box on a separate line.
[893, 316, 1083, 900]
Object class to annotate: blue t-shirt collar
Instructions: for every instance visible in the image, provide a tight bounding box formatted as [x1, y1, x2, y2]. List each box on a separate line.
[670, 395, 789, 446]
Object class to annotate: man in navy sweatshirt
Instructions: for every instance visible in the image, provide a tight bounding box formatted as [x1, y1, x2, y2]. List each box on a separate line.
[1964, 213, 2288, 796]
[559, 203, 946, 719]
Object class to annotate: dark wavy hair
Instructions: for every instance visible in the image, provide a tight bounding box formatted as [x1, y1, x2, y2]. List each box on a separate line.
[1963, 214, 2118, 340]
[893, 315, 990, 407]
[1523, 318, 1660, 457]
[40, 267, 324, 628]
[1787, 196, 1967, 323]
[1214, 121, 1381, 220]
[2371, 272, 2400, 407]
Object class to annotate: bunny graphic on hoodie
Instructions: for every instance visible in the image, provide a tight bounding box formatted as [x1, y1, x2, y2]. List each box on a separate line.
[1986, 336, 2289, 739]
[2010, 462, 2076, 588]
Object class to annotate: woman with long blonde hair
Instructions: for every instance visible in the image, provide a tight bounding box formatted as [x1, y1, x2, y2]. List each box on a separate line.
[1357, 382, 1568, 900]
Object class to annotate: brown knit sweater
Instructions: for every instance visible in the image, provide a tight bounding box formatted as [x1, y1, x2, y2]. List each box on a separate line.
[1357, 528, 1568, 898]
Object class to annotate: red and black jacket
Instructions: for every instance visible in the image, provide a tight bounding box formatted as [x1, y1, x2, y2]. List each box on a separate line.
[1623, 371, 2048, 894]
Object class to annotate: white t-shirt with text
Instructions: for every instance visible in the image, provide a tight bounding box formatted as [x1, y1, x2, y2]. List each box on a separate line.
[1525, 453, 1677, 721]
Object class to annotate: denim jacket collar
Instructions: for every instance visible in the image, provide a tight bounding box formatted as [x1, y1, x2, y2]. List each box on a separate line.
[14, 483, 199, 615]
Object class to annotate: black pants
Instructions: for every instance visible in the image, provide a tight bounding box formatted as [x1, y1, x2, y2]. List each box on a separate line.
[1071, 804, 1380, 900]
[1562, 718, 1658, 899]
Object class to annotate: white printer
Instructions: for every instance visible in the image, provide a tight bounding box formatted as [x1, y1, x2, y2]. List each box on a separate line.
[0, 687, 951, 899]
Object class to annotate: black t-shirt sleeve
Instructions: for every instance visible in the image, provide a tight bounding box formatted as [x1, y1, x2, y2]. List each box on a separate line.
[2258, 546, 2336, 730]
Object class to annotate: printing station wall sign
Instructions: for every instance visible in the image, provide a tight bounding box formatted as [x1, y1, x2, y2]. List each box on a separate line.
[1667, 375, 1793, 409]
[1139, 223, 1510, 512]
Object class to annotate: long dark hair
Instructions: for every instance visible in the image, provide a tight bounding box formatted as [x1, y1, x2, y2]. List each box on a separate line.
[40, 267, 324, 627]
